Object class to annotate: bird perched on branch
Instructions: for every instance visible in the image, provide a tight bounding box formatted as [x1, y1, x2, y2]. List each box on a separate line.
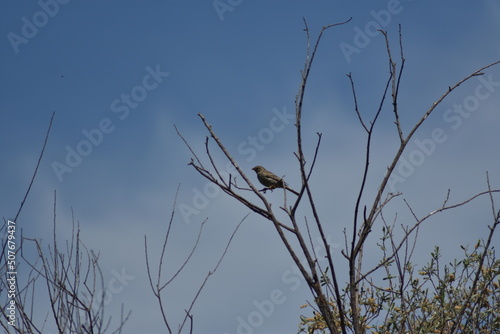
[252, 165, 299, 196]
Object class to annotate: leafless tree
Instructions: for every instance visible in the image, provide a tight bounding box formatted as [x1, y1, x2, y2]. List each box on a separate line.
[176, 20, 500, 334]
[0, 113, 129, 334]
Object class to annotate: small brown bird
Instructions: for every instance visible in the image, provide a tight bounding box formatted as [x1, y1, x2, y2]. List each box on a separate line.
[252, 165, 299, 196]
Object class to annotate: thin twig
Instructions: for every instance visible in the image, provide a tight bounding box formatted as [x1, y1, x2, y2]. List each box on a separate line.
[356, 60, 500, 262]
[179, 215, 247, 332]
[175, 124, 204, 168]
[450, 173, 500, 332]
[347, 73, 368, 132]
[295, 18, 351, 334]
[356, 188, 500, 285]
[380, 29, 405, 142]
[15, 111, 55, 222]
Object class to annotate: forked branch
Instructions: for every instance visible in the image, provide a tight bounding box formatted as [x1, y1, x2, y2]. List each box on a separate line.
[144, 187, 245, 333]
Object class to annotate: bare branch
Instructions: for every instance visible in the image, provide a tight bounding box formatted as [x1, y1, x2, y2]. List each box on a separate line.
[14, 111, 55, 223]
[380, 28, 406, 142]
[352, 70, 393, 263]
[294, 18, 352, 334]
[179, 215, 247, 332]
[174, 124, 204, 169]
[145, 187, 247, 333]
[358, 60, 500, 259]
[347, 73, 368, 132]
[357, 188, 500, 285]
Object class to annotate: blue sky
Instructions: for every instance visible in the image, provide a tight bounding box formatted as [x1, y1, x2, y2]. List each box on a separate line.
[1, 1, 500, 333]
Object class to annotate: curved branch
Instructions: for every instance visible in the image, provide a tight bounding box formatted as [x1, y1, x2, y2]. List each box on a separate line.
[355, 60, 500, 259]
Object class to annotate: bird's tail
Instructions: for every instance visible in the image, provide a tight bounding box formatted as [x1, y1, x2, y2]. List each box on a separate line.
[285, 186, 299, 196]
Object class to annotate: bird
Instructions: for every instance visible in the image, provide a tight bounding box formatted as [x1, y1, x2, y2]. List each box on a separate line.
[252, 165, 299, 196]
